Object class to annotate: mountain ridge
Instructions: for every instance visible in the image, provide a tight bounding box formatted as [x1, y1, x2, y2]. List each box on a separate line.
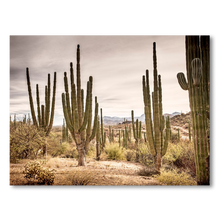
[103, 112, 182, 125]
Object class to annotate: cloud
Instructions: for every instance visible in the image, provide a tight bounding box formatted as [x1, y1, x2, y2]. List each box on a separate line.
[10, 35, 189, 125]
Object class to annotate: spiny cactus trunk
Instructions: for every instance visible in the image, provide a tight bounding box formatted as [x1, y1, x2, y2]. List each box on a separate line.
[177, 36, 210, 185]
[131, 110, 142, 147]
[142, 42, 170, 172]
[76, 134, 86, 166]
[62, 45, 98, 166]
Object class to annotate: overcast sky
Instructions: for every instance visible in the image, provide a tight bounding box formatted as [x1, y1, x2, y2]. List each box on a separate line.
[10, 35, 189, 125]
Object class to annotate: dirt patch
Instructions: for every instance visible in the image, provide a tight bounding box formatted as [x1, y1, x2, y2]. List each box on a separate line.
[10, 158, 161, 186]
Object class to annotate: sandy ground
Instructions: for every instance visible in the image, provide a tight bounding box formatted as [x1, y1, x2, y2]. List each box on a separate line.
[10, 158, 162, 186]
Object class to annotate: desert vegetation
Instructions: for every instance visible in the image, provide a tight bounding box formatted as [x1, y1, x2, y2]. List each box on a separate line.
[10, 36, 209, 186]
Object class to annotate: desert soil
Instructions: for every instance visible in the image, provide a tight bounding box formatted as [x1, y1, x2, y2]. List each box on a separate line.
[10, 158, 162, 186]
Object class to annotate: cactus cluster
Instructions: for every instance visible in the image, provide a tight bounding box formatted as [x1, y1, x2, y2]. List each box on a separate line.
[131, 110, 142, 145]
[177, 36, 210, 185]
[62, 45, 98, 166]
[108, 126, 114, 143]
[142, 42, 170, 172]
[95, 108, 106, 160]
[26, 68, 57, 136]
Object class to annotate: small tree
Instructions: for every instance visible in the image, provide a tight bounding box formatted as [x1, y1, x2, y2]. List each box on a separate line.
[10, 123, 46, 163]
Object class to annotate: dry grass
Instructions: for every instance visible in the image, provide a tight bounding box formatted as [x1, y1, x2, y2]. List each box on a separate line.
[154, 168, 196, 186]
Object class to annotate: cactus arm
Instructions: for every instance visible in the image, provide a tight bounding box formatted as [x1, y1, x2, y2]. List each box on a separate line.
[81, 89, 84, 118]
[191, 58, 202, 86]
[135, 119, 139, 140]
[45, 85, 48, 127]
[139, 121, 142, 140]
[79, 82, 90, 132]
[46, 74, 51, 127]
[177, 72, 188, 90]
[162, 116, 170, 156]
[64, 72, 73, 125]
[152, 42, 161, 158]
[41, 105, 45, 128]
[90, 101, 99, 141]
[46, 72, 56, 136]
[76, 45, 83, 127]
[26, 68, 38, 127]
[36, 84, 41, 126]
[62, 93, 74, 134]
[131, 110, 136, 140]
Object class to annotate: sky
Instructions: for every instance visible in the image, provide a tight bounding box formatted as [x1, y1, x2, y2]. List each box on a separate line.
[10, 35, 189, 125]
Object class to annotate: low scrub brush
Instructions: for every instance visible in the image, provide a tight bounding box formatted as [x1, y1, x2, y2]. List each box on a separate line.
[154, 168, 196, 185]
[105, 144, 125, 160]
[23, 160, 56, 185]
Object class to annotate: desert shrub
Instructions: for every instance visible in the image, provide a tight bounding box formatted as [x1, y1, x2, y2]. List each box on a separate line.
[135, 144, 154, 166]
[105, 144, 125, 160]
[71, 170, 93, 185]
[173, 142, 196, 177]
[163, 143, 183, 164]
[23, 160, 56, 185]
[138, 167, 159, 176]
[163, 141, 196, 177]
[154, 168, 196, 185]
[10, 124, 46, 163]
[87, 144, 96, 158]
[170, 132, 180, 143]
[124, 149, 136, 161]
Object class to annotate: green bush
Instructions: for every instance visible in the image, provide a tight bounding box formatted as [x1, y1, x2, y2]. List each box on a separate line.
[170, 132, 180, 143]
[10, 124, 46, 162]
[135, 144, 154, 166]
[154, 168, 196, 185]
[124, 149, 135, 161]
[163, 143, 183, 164]
[163, 142, 196, 177]
[71, 170, 93, 185]
[105, 144, 125, 160]
[23, 160, 56, 185]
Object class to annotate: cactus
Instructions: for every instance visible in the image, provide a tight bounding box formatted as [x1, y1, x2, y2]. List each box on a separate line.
[96, 117, 101, 160]
[62, 118, 69, 142]
[131, 110, 142, 146]
[118, 130, 121, 147]
[14, 114, 16, 129]
[62, 45, 98, 166]
[176, 36, 210, 185]
[142, 42, 170, 172]
[26, 68, 56, 136]
[122, 129, 127, 148]
[100, 108, 106, 151]
[188, 121, 191, 142]
[108, 126, 114, 143]
[178, 128, 180, 141]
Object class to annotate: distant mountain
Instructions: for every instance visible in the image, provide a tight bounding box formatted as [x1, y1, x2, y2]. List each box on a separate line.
[103, 114, 145, 125]
[103, 112, 181, 125]
[164, 112, 181, 119]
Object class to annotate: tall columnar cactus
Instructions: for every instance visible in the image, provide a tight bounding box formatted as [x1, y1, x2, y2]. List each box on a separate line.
[131, 110, 142, 146]
[62, 45, 98, 166]
[177, 36, 210, 185]
[142, 42, 170, 172]
[96, 117, 101, 160]
[100, 108, 106, 151]
[26, 68, 56, 136]
[118, 130, 121, 147]
[188, 121, 191, 142]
